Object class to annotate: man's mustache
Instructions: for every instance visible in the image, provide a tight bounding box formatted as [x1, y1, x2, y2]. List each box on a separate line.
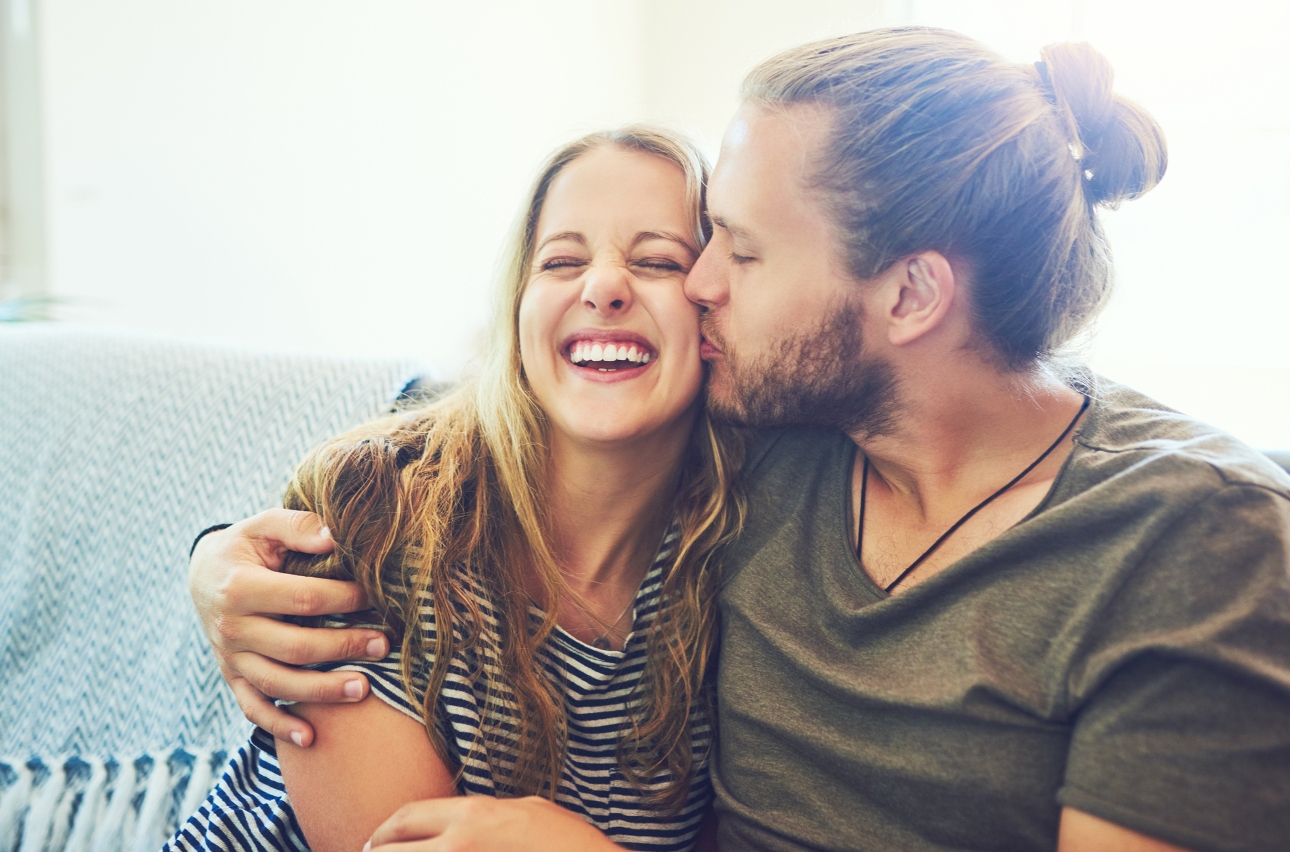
[699, 315, 726, 353]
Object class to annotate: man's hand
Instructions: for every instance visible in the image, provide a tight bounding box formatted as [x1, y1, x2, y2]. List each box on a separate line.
[365, 797, 622, 852]
[189, 508, 390, 747]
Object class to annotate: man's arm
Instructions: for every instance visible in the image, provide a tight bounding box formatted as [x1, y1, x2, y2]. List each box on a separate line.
[278, 696, 457, 852]
[1059, 809, 1193, 852]
[189, 508, 391, 746]
[1058, 484, 1290, 850]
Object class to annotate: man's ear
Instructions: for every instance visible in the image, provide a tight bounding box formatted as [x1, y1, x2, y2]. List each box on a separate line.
[883, 252, 957, 348]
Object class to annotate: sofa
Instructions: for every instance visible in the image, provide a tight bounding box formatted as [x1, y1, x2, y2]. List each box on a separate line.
[0, 325, 431, 852]
[1, 325, 1287, 852]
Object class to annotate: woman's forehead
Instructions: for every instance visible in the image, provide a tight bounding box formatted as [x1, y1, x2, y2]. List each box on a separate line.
[536, 148, 693, 241]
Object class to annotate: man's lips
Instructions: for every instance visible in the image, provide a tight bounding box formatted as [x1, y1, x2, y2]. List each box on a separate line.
[700, 335, 722, 360]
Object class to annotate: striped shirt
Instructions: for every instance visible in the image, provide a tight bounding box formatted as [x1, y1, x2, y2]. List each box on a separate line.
[165, 525, 713, 852]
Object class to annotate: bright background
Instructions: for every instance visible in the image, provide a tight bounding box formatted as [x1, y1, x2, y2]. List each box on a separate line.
[3, 0, 1288, 448]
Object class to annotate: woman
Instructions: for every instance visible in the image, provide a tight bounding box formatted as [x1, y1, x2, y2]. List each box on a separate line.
[166, 126, 744, 852]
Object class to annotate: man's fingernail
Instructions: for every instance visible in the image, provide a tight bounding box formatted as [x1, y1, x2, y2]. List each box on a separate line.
[290, 731, 304, 747]
[362, 842, 370, 852]
[319, 526, 332, 540]
[367, 638, 386, 657]
[343, 679, 363, 699]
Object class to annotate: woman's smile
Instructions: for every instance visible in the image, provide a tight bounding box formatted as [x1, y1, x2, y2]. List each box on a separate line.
[561, 328, 656, 381]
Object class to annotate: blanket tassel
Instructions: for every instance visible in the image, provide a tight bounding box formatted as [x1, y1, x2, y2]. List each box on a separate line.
[177, 751, 212, 823]
[47, 775, 79, 852]
[88, 758, 135, 852]
[129, 756, 170, 852]
[18, 758, 65, 852]
[0, 762, 34, 852]
[63, 758, 106, 852]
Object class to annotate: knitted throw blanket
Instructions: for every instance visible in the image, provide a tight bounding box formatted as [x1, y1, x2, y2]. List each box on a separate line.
[0, 326, 429, 852]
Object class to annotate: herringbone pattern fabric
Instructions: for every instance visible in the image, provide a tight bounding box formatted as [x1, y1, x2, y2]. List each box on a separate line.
[0, 325, 429, 850]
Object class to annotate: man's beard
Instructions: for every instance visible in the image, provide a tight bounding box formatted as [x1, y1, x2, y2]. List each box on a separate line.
[701, 296, 900, 438]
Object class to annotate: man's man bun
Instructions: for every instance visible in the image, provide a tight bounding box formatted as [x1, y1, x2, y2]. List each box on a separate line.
[1039, 42, 1167, 208]
[743, 28, 1169, 368]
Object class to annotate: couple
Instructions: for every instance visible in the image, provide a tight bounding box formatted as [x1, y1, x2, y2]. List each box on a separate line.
[174, 27, 1290, 852]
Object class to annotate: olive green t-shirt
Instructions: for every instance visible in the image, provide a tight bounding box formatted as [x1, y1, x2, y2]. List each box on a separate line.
[713, 378, 1290, 852]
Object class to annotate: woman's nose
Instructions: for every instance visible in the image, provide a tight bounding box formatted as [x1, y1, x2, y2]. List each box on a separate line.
[581, 263, 633, 315]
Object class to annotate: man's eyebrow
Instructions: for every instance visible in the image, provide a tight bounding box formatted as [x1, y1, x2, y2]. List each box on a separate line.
[632, 231, 698, 255]
[710, 215, 754, 242]
[535, 231, 586, 252]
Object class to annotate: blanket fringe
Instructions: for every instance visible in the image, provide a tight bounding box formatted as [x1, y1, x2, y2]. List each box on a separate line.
[175, 751, 209, 825]
[63, 759, 105, 852]
[0, 762, 33, 852]
[46, 780, 77, 852]
[0, 751, 221, 852]
[18, 758, 65, 852]
[128, 757, 169, 852]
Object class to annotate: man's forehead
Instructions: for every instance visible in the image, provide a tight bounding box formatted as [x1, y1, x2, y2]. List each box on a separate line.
[709, 104, 833, 223]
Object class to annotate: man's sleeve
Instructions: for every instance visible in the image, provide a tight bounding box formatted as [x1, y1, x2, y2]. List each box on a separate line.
[1058, 484, 1290, 852]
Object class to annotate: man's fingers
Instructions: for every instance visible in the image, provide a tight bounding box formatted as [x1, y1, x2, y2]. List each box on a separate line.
[230, 568, 370, 618]
[231, 651, 370, 704]
[369, 800, 456, 848]
[242, 508, 336, 560]
[228, 676, 315, 748]
[369, 842, 439, 852]
[229, 615, 389, 664]
[369, 842, 441, 852]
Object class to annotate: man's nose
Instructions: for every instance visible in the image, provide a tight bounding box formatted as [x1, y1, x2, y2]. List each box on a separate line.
[582, 263, 633, 315]
[685, 244, 725, 308]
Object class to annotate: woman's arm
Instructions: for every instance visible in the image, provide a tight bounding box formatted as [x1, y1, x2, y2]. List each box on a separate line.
[277, 695, 458, 852]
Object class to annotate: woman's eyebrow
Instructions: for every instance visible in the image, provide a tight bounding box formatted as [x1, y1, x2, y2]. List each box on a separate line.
[632, 231, 697, 255]
[535, 231, 586, 252]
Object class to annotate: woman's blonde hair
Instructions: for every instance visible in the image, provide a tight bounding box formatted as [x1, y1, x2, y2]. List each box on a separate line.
[281, 125, 743, 811]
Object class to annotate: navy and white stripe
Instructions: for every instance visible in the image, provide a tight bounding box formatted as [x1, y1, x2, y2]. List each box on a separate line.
[165, 526, 712, 852]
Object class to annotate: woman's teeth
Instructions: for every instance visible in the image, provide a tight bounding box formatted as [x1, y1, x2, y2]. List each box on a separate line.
[569, 342, 652, 369]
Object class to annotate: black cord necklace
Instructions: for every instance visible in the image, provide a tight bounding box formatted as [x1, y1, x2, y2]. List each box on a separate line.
[859, 394, 1090, 593]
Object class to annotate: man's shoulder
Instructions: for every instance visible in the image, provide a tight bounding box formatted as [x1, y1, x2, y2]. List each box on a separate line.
[742, 426, 853, 482]
[1073, 377, 1290, 501]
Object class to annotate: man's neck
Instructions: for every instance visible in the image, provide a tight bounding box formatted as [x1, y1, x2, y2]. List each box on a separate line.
[850, 361, 1085, 521]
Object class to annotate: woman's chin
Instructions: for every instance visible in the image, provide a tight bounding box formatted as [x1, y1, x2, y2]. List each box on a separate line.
[550, 408, 695, 452]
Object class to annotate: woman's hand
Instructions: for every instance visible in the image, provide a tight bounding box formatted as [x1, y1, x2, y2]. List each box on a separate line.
[189, 507, 390, 746]
[366, 797, 623, 852]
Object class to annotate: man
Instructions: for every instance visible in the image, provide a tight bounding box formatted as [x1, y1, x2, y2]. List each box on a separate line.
[190, 28, 1290, 852]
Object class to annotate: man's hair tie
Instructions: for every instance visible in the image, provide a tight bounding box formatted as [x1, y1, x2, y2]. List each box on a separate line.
[1034, 59, 1058, 105]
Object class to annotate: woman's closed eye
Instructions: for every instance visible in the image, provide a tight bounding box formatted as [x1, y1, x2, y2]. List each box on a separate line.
[632, 257, 689, 275]
[534, 255, 689, 277]
[537, 256, 588, 273]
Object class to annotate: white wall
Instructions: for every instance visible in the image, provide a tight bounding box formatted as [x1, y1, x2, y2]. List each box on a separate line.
[39, 0, 644, 372]
[637, 0, 887, 154]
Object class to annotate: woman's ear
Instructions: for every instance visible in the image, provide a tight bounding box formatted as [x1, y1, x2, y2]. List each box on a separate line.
[884, 251, 958, 348]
